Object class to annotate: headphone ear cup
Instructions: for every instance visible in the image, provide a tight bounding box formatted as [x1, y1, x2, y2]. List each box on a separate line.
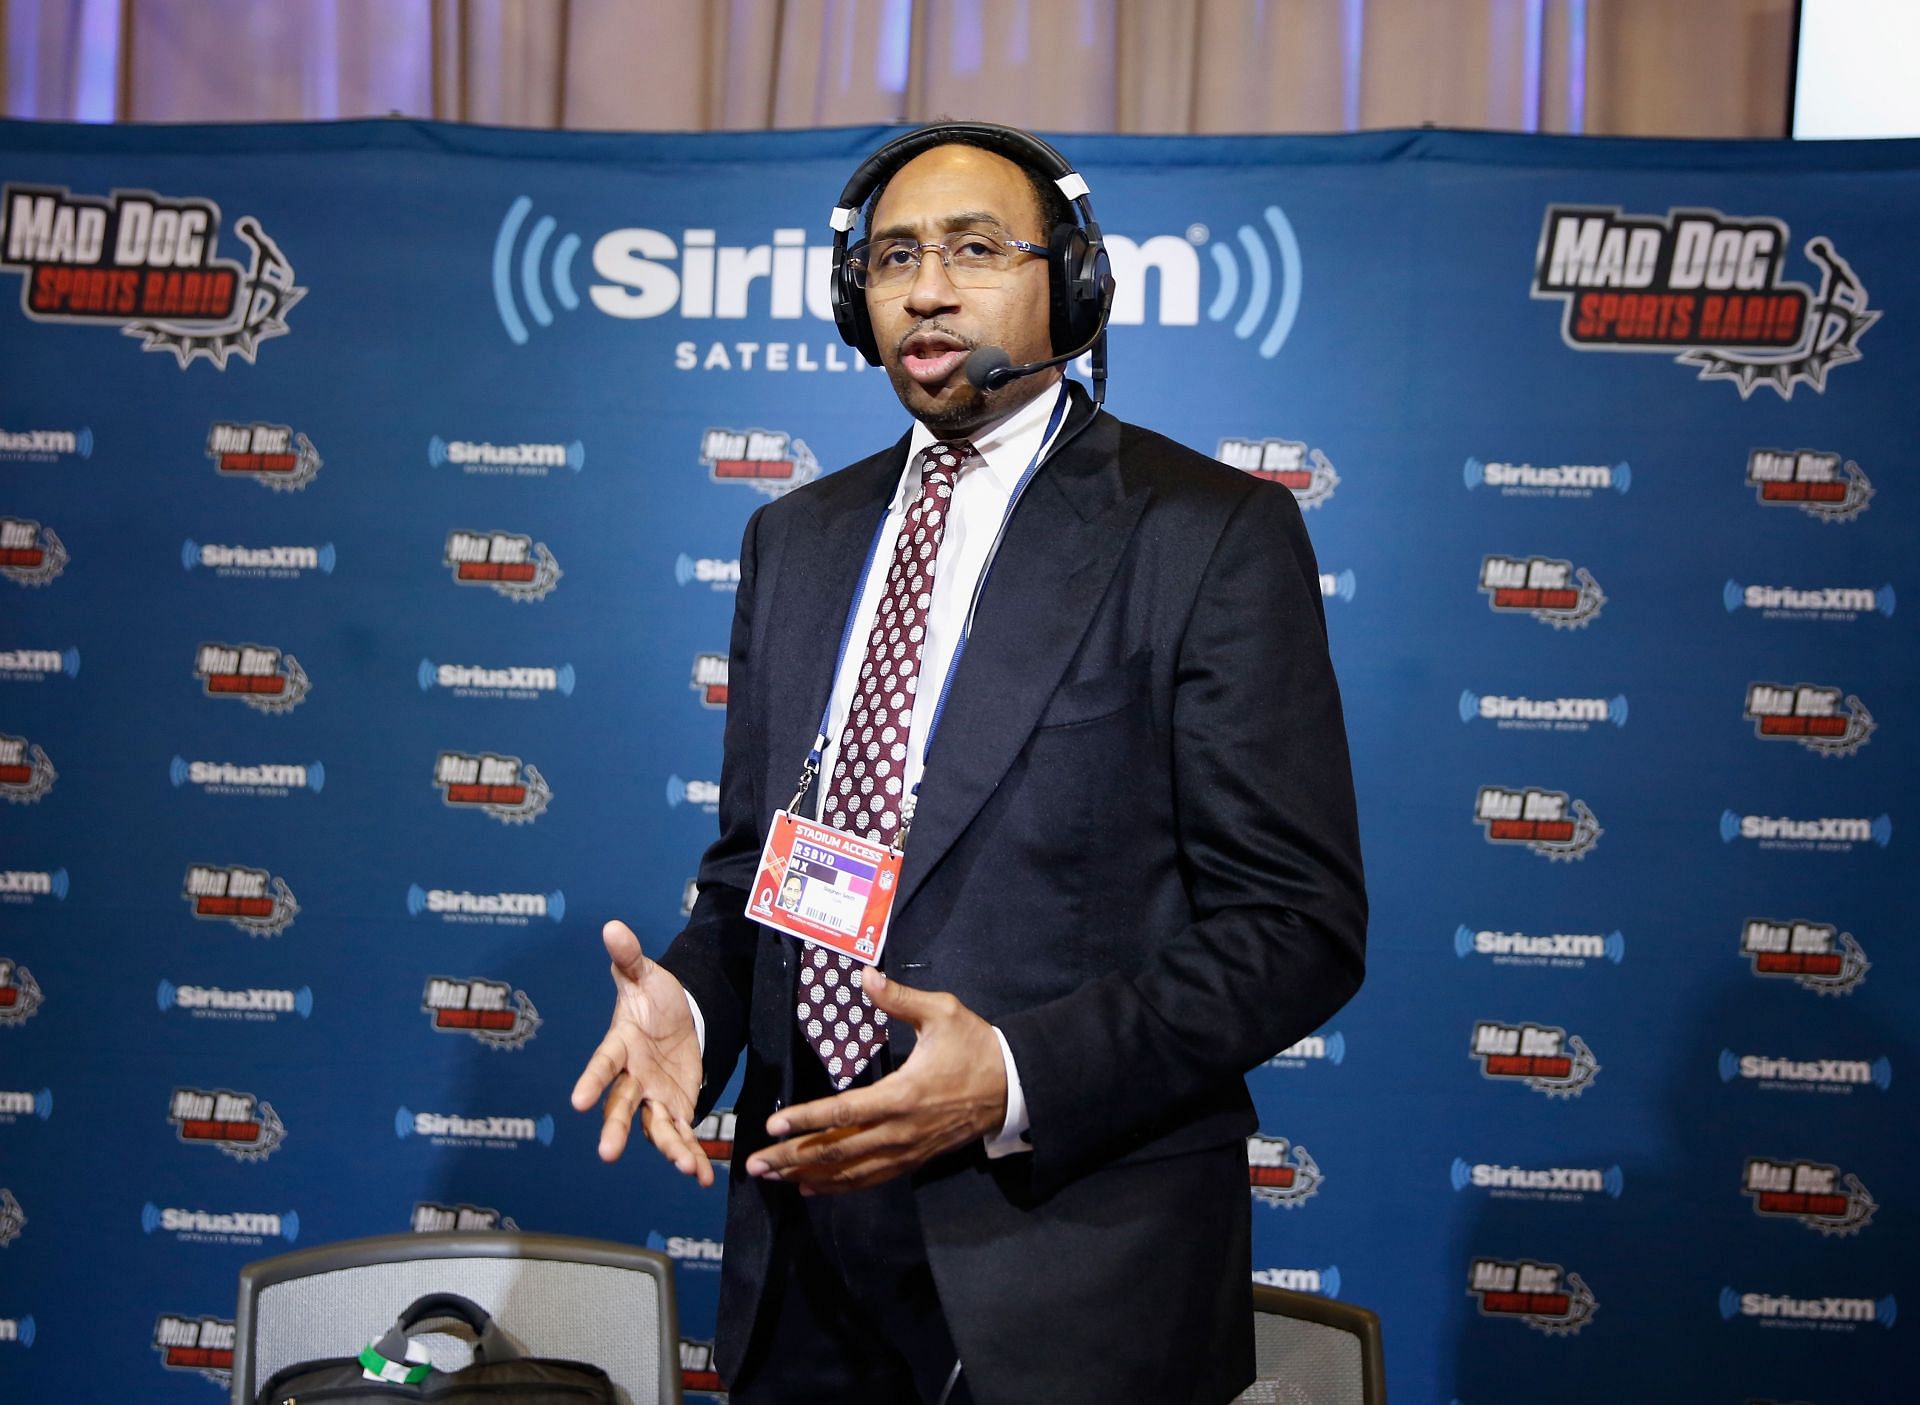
[831, 247, 884, 366]
[1048, 222, 1105, 356]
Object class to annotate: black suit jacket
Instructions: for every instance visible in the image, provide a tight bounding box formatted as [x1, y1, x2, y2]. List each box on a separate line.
[660, 383, 1367, 1404]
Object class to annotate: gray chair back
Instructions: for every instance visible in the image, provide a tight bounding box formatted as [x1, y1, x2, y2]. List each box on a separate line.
[231, 1230, 680, 1405]
[1234, 1284, 1386, 1405]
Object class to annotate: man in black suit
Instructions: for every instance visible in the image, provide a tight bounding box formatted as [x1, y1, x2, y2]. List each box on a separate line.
[572, 125, 1366, 1404]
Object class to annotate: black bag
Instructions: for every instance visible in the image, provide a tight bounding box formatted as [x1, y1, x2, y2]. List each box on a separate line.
[257, 1291, 617, 1402]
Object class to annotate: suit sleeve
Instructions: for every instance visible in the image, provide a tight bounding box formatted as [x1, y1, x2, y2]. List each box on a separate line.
[996, 481, 1367, 1196]
[657, 503, 770, 1116]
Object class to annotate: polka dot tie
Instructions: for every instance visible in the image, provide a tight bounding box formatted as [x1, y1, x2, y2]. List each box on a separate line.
[798, 440, 975, 1089]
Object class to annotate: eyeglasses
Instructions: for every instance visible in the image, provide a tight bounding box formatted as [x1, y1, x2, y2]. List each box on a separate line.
[847, 230, 1045, 291]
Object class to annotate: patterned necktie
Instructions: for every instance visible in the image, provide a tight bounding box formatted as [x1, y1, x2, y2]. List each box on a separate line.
[798, 440, 974, 1089]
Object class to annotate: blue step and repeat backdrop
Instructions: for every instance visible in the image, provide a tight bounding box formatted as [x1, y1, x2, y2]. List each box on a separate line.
[0, 118, 1915, 1403]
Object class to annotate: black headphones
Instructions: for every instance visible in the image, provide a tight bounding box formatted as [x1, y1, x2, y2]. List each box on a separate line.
[827, 121, 1113, 394]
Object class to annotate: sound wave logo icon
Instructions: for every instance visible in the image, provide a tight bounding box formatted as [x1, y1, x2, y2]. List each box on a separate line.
[1319, 569, 1356, 603]
[492, 197, 584, 345]
[1199, 207, 1303, 359]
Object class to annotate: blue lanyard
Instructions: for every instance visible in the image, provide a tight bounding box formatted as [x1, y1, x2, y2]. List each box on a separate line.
[788, 383, 1073, 841]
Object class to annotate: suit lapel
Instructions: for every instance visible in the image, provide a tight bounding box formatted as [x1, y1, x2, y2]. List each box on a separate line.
[761, 436, 904, 820]
[896, 392, 1148, 913]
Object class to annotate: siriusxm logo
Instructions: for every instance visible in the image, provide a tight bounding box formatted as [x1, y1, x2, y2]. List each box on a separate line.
[1454, 925, 1625, 965]
[675, 553, 739, 590]
[1724, 580, 1894, 617]
[0, 425, 91, 460]
[157, 979, 311, 1020]
[1318, 569, 1356, 603]
[1451, 1157, 1624, 1200]
[1252, 1266, 1341, 1298]
[0, 1088, 52, 1121]
[1720, 1286, 1896, 1329]
[170, 757, 324, 794]
[646, 1229, 725, 1266]
[491, 198, 1302, 359]
[0, 647, 79, 681]
[1720, 810, 1891, 849]
[1719, 1049, 1892, 1091]
[418, 658, 575, 697]
[182, 539, 335, 575]
[0, 1314, 36, 1348]
[0, 868, 68, 902]
[406, 883, 564, 923]
[395, 1106, 554, 1145]
[1459, 691, 1627, 729]
[1265, 1031, 1346, 1068]
[141, 1202, 298, 1243]
[1464, 458, 1630, 495]
[667, 774, 720, 810]
[427, 435, 584, 475]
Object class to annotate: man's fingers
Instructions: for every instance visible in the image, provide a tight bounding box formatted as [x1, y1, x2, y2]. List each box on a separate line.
[765, 1082, 899, 1139]
[596, 1071, 643, 1162]
[641, 1097, 716, 1187]
[859, 968, 945, 1026]
[602, 919, 648, 979]
[570, 1031, 630, 1111]
[749, 1122, 891, 1177]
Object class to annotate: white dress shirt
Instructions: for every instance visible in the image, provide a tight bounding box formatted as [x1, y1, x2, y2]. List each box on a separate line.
[686, 379, 1071, 1158]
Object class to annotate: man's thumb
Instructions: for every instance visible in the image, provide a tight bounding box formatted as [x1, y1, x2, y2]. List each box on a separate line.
[860, 968, 927, 1019]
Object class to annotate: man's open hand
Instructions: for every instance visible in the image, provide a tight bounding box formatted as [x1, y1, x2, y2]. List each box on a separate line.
[569, 920, 713, 1185]
[744, 969, 1008, 1194]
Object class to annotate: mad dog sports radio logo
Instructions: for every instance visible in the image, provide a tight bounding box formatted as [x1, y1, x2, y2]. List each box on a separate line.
[693, 1108, 736, 1166]
[421, 976, 541, 1049]
[194, 641, 309, 712]
[691, 653, 729, 708]
[1, 184, 303, 368]
[412, 1201, 520, 1233]
[434, 751, 551, 823]
[0, 516, 66, 585]
[1744, 682, 1872, 756]
[1531, 205, 1876, 398]
[0, 1187, 23, 1246]
[206, 421, 320, 490]
[1721, 1286, 1897, 1333]
[153, 1314, 235, 1382]
[1748, 448, 1872, 523]
[0, 734, 56, 803]
[1216, 437, 1340, 509]
[444, 528, 561, 601]
[168, 1087, 285, 1161]
[700, 428, 820, 498]
[0, 960, 44, 1025]
[1743, 1157, 1876, 1237]
[181, 863, 298, 936]
[1479, 555, 1605, 628]
[1246, 1135, 1322, 1208]
[1475, 786, 1601, 860]
[1468, 1258, 1597, 1335]
[1471, 1021, 1600, 1097]
[1741, 919, 1869, 996]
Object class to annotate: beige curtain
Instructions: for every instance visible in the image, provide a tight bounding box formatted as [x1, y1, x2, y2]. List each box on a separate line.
[1, 0, 1796, 137]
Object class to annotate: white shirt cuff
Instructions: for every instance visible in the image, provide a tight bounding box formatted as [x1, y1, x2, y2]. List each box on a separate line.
[683, 989, 706, 1054]
[983, 1025, 1032, 1158]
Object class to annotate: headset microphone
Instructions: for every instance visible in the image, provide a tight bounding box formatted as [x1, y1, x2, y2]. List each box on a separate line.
[964, 318, 1109, 399]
